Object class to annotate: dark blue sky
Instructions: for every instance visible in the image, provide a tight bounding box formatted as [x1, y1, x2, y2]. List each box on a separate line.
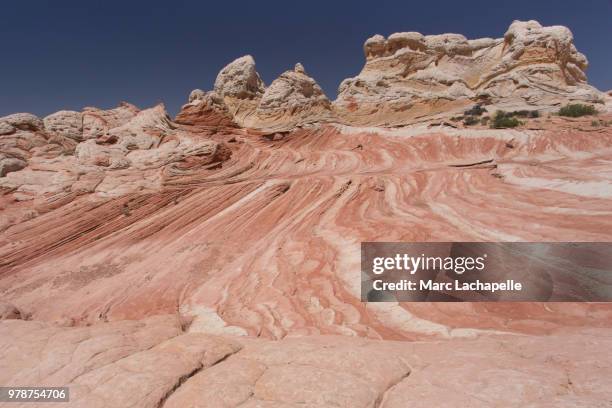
[1, 0, 611, 117]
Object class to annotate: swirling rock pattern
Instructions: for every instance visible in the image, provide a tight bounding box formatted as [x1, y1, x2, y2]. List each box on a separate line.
[1, 112, 612, 340]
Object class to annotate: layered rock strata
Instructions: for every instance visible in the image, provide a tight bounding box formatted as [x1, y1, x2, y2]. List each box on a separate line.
[2, 110, 612, 337]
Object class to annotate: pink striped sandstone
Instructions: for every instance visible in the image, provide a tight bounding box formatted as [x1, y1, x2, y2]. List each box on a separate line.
[1, 20, 612, 407]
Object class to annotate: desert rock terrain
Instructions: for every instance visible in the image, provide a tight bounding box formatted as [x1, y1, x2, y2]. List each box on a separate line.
[1, 20, 612, 407]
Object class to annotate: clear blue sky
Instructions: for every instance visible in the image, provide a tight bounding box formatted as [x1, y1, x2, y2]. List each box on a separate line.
[1, 0, 611, 117]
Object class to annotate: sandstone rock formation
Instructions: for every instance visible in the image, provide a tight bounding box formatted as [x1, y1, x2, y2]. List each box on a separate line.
[176, 90, 236, 127]
[0, 158, 26, 177]
[254, 63, 335, 130]
[334, 20, 606, 126]
[215, 55, 266, 100]
[0, 121, 15, 136]
[212, 55, 265, 127]
[81, 102, 139, 139]
[44, 110, 84, 141]
[0, 112, 61, 180]
[0, 102, 231, 233]
[1, 19, 612, 407]
[0, 112, 44, 131]
[182, 57, 335, 131]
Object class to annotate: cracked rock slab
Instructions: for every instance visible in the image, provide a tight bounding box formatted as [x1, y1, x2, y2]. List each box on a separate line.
[1, 319, 612, 407]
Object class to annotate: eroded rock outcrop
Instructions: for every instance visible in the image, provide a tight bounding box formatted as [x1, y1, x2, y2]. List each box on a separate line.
[182, 58, 334, 131]
[0, 112, 44, 131]
[254, 63, 335, 130]
[0, 157, 26, 177]
[82, 102, 139, 139]
[176, 89, 236, 127]
[0, 104, 144, 184]
[214, 55, 265, 100]
[0, 121, 16, 136]
[334, 20, 605, 126]
[211, 55, 265, 127]
[44, 110, 84, 141]
[0, 112, 63, 179]
[0, 102, 232, 233]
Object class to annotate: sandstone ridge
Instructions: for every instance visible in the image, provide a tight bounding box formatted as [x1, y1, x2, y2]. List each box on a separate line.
[179, 20, 606, 130]
[334, 20, 605, 126]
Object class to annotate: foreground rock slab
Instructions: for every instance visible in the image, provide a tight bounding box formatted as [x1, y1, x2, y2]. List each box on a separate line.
[1, 318, 611, 407]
